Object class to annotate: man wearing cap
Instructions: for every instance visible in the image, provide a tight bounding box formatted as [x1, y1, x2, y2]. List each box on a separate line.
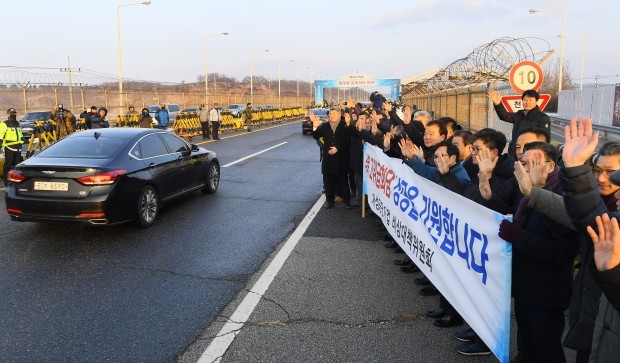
[0, 108, 24, 186]
[199, 104, 210, 139]
[154, 103, 169, 129]
[209, 103, 222, 140]
[78, 108, 90, 130]
[85, 106, 98, 129]
[244, 103, 253, 132]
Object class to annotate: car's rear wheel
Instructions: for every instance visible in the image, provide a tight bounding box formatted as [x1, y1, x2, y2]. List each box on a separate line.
[202, 162, 220, 194]
[137, 185, 159, 228]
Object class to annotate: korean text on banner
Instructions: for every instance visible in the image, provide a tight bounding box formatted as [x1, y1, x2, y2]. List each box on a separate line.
[362, 144, 512, 363]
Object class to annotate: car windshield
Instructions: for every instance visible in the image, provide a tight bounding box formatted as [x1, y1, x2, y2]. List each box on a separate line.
[147, 106, 160, 113]
[37, 136, 127, 159]
[22, 112, 51, 121]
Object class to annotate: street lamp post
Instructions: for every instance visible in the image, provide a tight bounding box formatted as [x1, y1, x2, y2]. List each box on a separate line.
[560, 34, 584, 91]
[250, 49, 269, 104]
[117, 1, 151, 113]
[296, 66, 310, 105]
[529, 8, 565, 93]
[278, 59, 294, 109]
[204, 32, 229, 105]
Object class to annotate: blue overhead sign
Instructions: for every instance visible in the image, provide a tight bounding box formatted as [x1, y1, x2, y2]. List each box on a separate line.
[314, 74, 401, 105]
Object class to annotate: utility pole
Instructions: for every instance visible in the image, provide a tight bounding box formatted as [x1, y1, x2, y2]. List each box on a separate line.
[60, 56, 80, 111]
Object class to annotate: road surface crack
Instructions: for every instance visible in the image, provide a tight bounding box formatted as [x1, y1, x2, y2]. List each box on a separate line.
[122, 266, 248, 283]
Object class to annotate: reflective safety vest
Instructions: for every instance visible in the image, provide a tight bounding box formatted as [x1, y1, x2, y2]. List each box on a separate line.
[0, 121, 24, 148]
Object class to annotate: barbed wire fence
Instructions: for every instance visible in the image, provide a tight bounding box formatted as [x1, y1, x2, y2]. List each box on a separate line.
[401, 37, 555, 137]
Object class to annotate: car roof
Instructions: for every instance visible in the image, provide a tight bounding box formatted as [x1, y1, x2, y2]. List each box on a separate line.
[68, 128, 160, 139]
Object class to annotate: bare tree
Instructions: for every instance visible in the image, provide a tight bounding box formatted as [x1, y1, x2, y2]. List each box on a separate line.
[540, 59, 574, 112]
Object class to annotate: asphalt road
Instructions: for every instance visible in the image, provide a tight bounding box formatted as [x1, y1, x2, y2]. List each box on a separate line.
[0, 121, 324, 362]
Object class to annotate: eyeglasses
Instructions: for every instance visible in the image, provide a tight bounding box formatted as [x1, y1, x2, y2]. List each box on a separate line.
[433, 154, 449, 159]
[592, 168, 619, 178]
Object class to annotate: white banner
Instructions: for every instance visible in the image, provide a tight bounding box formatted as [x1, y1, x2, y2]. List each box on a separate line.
[363, 144, 512, 363]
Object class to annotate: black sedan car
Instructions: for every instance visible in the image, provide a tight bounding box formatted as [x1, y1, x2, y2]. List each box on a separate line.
[5, 128, 220, 227]
[301, 108, 328, 135]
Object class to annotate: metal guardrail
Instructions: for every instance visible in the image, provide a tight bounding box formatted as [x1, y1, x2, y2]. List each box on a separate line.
[549, 115, 620, 142]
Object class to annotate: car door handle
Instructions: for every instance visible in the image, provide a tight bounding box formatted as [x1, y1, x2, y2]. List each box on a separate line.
[148, 163, 156, 169]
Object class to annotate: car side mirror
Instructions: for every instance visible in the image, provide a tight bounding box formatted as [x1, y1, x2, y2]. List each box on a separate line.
[191, 144, 199, 152]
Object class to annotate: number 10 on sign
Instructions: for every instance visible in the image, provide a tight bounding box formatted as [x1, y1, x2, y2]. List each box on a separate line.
[509, 61, 544, 94]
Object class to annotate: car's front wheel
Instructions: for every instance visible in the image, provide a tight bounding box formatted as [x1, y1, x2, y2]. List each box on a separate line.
[202, 162, 220, 194]
[136, 185, 159, 228]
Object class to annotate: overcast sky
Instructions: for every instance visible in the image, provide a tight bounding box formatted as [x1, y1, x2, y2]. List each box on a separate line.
[3, 0, 619, 85]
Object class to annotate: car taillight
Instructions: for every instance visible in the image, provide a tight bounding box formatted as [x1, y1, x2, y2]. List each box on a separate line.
[76, 170, 127, 185]
[7, 170, 26, 183]
[304, 117, 310, 121]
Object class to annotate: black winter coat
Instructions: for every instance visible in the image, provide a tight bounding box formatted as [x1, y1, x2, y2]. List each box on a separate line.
[462, 153, 514, 208]
[511, 174, 579, 309]
[349, 128, 363, 173]
[313, 120, 352, 175]
[493, 104, 550, 157]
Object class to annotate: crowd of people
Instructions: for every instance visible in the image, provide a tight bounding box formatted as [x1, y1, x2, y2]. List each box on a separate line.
[310, 90, 620, 363]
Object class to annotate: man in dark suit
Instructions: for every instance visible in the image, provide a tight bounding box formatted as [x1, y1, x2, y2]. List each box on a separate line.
[311, 105, 353, 209]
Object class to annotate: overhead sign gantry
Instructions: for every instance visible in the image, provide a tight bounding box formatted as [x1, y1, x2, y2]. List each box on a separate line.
[313, 74, 401, 105]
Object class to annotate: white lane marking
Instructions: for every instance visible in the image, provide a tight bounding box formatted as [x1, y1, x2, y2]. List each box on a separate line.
[222, 142, 287, 168]
[197, 194, 325, 363]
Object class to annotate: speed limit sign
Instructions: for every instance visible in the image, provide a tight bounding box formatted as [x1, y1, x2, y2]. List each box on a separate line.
[509, 61, 544, 94]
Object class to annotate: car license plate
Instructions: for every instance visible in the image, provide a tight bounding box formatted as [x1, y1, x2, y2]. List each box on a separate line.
[34, 181, 69, 191]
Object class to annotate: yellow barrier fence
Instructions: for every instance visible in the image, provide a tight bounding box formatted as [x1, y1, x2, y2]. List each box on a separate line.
[172, 112, 202, 138]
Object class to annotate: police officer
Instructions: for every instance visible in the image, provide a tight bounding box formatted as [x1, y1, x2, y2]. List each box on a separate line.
[209, 103, 222, 140]
[0, 108, 24, 186]
[244, 103, 253, 132]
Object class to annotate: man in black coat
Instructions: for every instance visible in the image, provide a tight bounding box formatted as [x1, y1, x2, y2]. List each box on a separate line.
[498, 142, 578, 363]
[560, 117, 620, 362]
[311, 106, 353, 209]
[488, 89, 550, 159]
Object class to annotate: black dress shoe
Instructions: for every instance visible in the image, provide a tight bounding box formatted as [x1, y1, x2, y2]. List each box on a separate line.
[400, 264, 420, 273]
[324, 203, 334, 209]
[433, 315, 463, 328]
[419, 286, 439, 296]
[344, 203, 351, 210]
[425, 309, 447, 319]
[393, 259, 411, 266]
[383, 233, 394, 241]
[414, 276, 431, 285]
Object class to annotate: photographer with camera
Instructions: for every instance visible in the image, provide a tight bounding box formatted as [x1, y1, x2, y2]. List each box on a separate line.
[50, 103, 76, 139]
